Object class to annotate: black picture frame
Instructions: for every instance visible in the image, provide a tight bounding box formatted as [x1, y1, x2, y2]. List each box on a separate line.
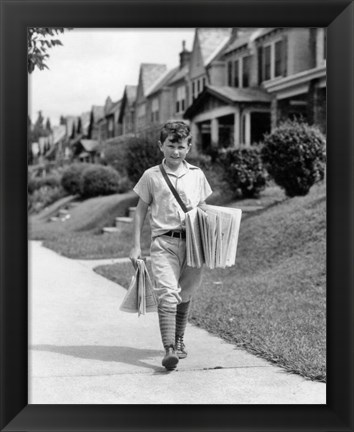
[1, 1, 353, 431]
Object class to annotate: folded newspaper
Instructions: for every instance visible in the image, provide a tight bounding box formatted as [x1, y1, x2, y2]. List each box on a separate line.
[119, 259, 158, 316]
[185, 205, 242, 269]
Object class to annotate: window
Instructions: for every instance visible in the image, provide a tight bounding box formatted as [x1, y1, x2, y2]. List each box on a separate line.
[151, 98, 159, 122]
[199, 78, 204, 93]
[176, 86, 186, 113]
[274, 40, 283, 77]
[234, 60, 240, 87]
[242, 56, 250, 87]
[228, 61, 233, 86]
[264, 45, 271, 81]
[192, 82, 196, 101]
[262, 39, 285, 81]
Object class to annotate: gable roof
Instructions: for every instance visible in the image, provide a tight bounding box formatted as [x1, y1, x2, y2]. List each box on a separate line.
[208, 85, 271, 103]
[118, 85, 137, 123]
[80, 139, 99, 152]
[168, 64, 189, 85]
[52, 125, 66, 144]
[106, 100, 122, 117]
[146, 66, 180, 96]
[197, 28, 233, 66]
[184, 85, 271, 118]
[80, 112, 90, 135]
[91, 105, 105, 123]
[125, 85, 137, 103]
[222, 29, 258, 55]
[139, 63, 168, 97]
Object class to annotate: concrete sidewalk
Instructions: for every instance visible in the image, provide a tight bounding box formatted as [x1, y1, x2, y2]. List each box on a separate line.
[28, 241, 326, 404]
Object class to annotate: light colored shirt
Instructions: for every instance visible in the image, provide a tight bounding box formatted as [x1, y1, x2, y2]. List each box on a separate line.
[133, 159, 213, 238]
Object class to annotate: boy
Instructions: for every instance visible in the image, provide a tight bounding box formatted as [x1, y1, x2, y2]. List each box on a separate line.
[129, 121, 212, 371]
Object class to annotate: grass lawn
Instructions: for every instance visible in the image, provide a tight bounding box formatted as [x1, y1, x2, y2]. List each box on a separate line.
[29, 184, 286, 259]
[29, 191, 151, 258]
[94, 182, 326, 382]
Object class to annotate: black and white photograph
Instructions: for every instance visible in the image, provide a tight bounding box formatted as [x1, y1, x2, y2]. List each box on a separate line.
[27, 27, 328, 405]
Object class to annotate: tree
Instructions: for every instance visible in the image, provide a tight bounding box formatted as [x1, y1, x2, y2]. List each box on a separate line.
[45, 118, 52, 133]
[28, 27, 72, 74]
[32, 111, 46, 142]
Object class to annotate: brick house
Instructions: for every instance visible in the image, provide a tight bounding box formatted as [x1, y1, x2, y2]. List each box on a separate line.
[118, 85, 137, 136]
[188, 28, 235, 105]
[105, 99, 122, 139]
[184, 27, 326, 152]
[261, 28, 326, 133]
[147, 41, 191, 124]
[135, 63, 167, 132]
[88, 105, 105, 140]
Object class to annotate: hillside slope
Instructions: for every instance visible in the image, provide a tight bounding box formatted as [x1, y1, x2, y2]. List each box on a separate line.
[190, 181, 326, 380]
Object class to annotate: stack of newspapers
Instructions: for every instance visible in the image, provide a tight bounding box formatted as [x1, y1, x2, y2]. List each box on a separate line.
[185, 205, 242, 269]
[120, 259, 157, 316]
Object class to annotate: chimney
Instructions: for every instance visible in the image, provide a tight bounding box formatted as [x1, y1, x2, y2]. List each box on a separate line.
[230, 28, 239, 43]
[179, 40, 191, 69]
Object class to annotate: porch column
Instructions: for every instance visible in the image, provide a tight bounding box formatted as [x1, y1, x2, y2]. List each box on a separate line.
[245, 112, 251, 146]
[234, 109, 240, 147]
[211, 118, 219, 146]
[271, 97, 277, 130]
[190, 122, 199, 154]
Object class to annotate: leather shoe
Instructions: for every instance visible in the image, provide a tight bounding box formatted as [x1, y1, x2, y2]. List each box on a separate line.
[162, 345, 179, 370]
[175, 335, 187, 359]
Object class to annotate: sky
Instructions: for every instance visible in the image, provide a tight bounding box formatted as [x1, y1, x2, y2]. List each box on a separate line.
[28, 28, 196, 126]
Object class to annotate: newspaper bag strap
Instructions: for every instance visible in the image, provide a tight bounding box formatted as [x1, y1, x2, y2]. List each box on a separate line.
[159, 164, 188, 213]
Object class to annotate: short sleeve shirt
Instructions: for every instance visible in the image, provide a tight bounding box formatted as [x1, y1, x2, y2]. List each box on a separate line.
[133, 159, 213, 238]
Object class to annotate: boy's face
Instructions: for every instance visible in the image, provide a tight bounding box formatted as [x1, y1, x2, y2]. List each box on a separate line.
[158, 134, 191, 169]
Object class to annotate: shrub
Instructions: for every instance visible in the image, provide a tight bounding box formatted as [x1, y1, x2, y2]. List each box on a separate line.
[218, 147, 268, 198]
[101, 140, 130, 176]
[61, 163, 91, 195]
[28, 174, 61, 194]
[261, 120, 326, 197]
[28, 186, 66, 215]
[125, 136, 162, 184]
[80, 165, 122, 198]
[186, 153, 212, 170]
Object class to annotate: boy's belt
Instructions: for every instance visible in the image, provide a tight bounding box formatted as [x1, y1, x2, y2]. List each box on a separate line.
[163, 230, 186, 239]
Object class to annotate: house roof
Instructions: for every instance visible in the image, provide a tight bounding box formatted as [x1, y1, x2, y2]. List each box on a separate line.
[80, 139, 99, 152]
[208, 85, 272, 103]
[125, 85, 137, 104]
[168, 64, 189, 85]
[80, 112, 90, 134]
[252, 28, 278, 42]
[118, 85, 137, 123]
[52, 125, 66, 144]
[197, 28, 233, 66]
[222, 29, 258, 55]
[140, 63, 168, 97]
[146, 66, 180, 96]
[106, 100, 122, 117]
[65, 116, 78, 135]
[184, 85, 271, 118]
[91, 105, 105, 122]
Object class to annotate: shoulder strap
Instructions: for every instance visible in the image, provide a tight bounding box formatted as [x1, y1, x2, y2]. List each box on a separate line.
[159, 164, 188, 213]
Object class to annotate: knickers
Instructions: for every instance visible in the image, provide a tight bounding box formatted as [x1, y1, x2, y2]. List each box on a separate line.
[150, 235, 203, 307]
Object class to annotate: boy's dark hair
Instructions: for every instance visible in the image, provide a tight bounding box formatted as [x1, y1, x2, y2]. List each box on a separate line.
[160, 121, 192, 144]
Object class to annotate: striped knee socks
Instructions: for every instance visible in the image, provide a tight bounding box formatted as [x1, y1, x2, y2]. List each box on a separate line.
[176, 300, 191, 338]
[158, 304, 177, 348]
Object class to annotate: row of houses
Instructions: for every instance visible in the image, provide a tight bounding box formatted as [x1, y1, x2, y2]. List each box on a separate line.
[37, 27, 326, 164]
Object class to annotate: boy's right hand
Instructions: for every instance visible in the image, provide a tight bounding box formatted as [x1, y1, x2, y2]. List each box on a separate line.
[129, 246, 142, 270]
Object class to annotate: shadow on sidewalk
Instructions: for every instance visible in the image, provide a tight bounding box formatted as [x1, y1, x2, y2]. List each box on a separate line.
[31, 344, 163, 372]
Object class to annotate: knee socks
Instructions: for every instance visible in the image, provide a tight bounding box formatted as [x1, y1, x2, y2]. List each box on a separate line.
[158, 304, 176, 349]
[176, 300, 191, 338]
